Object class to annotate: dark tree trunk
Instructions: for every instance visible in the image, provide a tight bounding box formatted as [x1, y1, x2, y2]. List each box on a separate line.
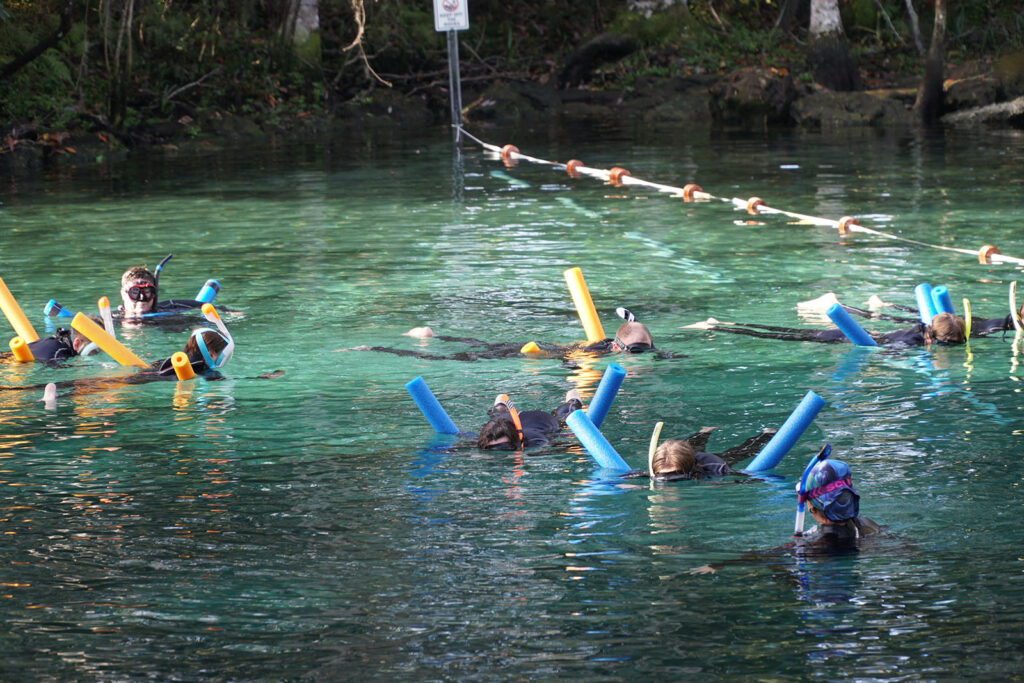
[810, 33, 863, 92]
[915, 0, 946, 124]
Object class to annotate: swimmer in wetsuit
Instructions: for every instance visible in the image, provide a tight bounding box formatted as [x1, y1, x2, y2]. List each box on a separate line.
[621, 426, 777, 481]
[340, 309, 674, 362]
[1, 328, 236, 399]
[800, 291, 1023, 340]
[689, 451, 881, 574]
[1, 316, 102, 365]
[477, 391, 584, 450]
[687, 311, 967, 348]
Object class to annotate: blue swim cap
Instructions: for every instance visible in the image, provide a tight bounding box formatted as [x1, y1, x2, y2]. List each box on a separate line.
[801, 459, 859, 522]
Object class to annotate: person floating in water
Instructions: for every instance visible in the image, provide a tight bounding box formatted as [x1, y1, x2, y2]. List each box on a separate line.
[6, 317, 100, 365]
[798, 291, 1023, 340]
[689, 448, 881, 574]
[477, 391, 584, 450]
[2, 327, 237, 399]
[685, 311, 967, 347]
[621, 426, 777, 481]
[339, 308, 675, 362]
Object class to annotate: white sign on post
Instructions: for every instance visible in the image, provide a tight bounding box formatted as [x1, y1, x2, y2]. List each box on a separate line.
[433, 0, 469, 32]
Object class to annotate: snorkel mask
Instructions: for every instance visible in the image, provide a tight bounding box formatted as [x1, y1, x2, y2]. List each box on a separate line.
[794, 444, 831, 536]
[193, 303, 235, 370]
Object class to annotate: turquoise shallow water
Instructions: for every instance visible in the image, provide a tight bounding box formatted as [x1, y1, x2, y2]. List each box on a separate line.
[2, 123, 1024, 679]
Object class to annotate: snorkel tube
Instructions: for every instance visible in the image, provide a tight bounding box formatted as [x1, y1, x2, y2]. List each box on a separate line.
[494, 394, 525, 450]
[647, 421, 664, 475]
[153, 253, 173, 302]
[97, 297, 116, 336]
[794, 444, 831, 536]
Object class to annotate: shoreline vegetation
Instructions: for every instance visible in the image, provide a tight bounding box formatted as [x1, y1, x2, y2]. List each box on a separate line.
[2, 1, 1024, 175]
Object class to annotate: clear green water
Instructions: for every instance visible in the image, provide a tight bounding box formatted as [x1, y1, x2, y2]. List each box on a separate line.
[2, 124, 1024, 679]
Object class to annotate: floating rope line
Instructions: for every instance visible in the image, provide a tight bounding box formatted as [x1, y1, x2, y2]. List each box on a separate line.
[458, 127, 1024, 268]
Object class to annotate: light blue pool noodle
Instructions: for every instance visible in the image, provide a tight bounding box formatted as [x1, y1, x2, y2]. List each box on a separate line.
[915, 283, 937, 324]
[405, 376, 459, 435]
[743, 390, 826, 473]
[566, 409, 631, 472]
[44, 299, 73, 318]
[931, 286, 954, 315]
[195, 279, 221, 304]
[586, 363, 626, 428]
[826, 303, 877, 347]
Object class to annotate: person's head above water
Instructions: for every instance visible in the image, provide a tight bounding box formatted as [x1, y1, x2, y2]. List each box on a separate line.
[184, 328, 229, 368]
[612, 322, 654, 353]
[121, 266, 157, 317]
[928, 312, 967, 344]
[476, 417, 521, 451]
[802, 458, 860, 523]
[650, 439, 697, 478]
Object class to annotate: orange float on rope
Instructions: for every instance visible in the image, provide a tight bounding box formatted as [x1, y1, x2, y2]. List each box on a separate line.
[837, 216, 859, 235]
[565, 159, 583, 177]
[682, 183, 703, 201]
[978, 244, 1001, 264]
[608, 167, 631, 186]
[746, 197, 766, 215]
[501, 144, 519, 161]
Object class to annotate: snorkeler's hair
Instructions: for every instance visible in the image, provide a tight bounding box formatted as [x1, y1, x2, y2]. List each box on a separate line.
[929, 312, 967, 344]
[121, 266, 156, 289]
[71, 314, 102, 348]
[651, 439, 696, 477]
[615, 321, 653, 346]
[476, 418, 520, 450]
[183, 329, 228, 364]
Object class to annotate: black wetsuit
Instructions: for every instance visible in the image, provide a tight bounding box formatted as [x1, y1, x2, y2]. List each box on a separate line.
[798, 516, 882, 550]
[705, 321, 930, 348]
[26, 329, 77, 363]
[489, 398, 581, 448]
[115, 299, 205, 318]
[352, 335, 675, 362]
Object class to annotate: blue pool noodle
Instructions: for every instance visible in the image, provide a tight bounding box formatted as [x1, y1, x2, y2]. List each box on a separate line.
[587, 363, 626, 429]
[743, 390, 826, 473]
[44, 299, 73, 318]
[195, 279, 221, 304]
[915, 283, 937, 324]
[566, 409, 632, 472]
[826, 303, 877, 347]
[405, 376, 460, 435]
[931, 285, 954, 315]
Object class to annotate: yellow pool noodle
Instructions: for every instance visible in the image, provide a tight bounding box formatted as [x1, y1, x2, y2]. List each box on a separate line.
[172, 352, 195, 380]
[0, 277, 39, 343]
[9, 336, 34, 362]
[564, 267, 605, 343]
[520, 341, 541, 354]
[71, 312, 149, 368]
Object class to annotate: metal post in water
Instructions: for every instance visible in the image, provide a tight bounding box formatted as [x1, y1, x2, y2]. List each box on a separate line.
[433, 0, 468, 146]
[446, 30, 463, 145]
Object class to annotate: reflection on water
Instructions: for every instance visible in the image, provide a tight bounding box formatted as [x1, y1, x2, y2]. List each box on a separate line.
[1, 124, 1024, 677]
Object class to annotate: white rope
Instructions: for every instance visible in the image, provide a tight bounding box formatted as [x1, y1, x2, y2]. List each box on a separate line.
[459, 127, 1024, 268]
